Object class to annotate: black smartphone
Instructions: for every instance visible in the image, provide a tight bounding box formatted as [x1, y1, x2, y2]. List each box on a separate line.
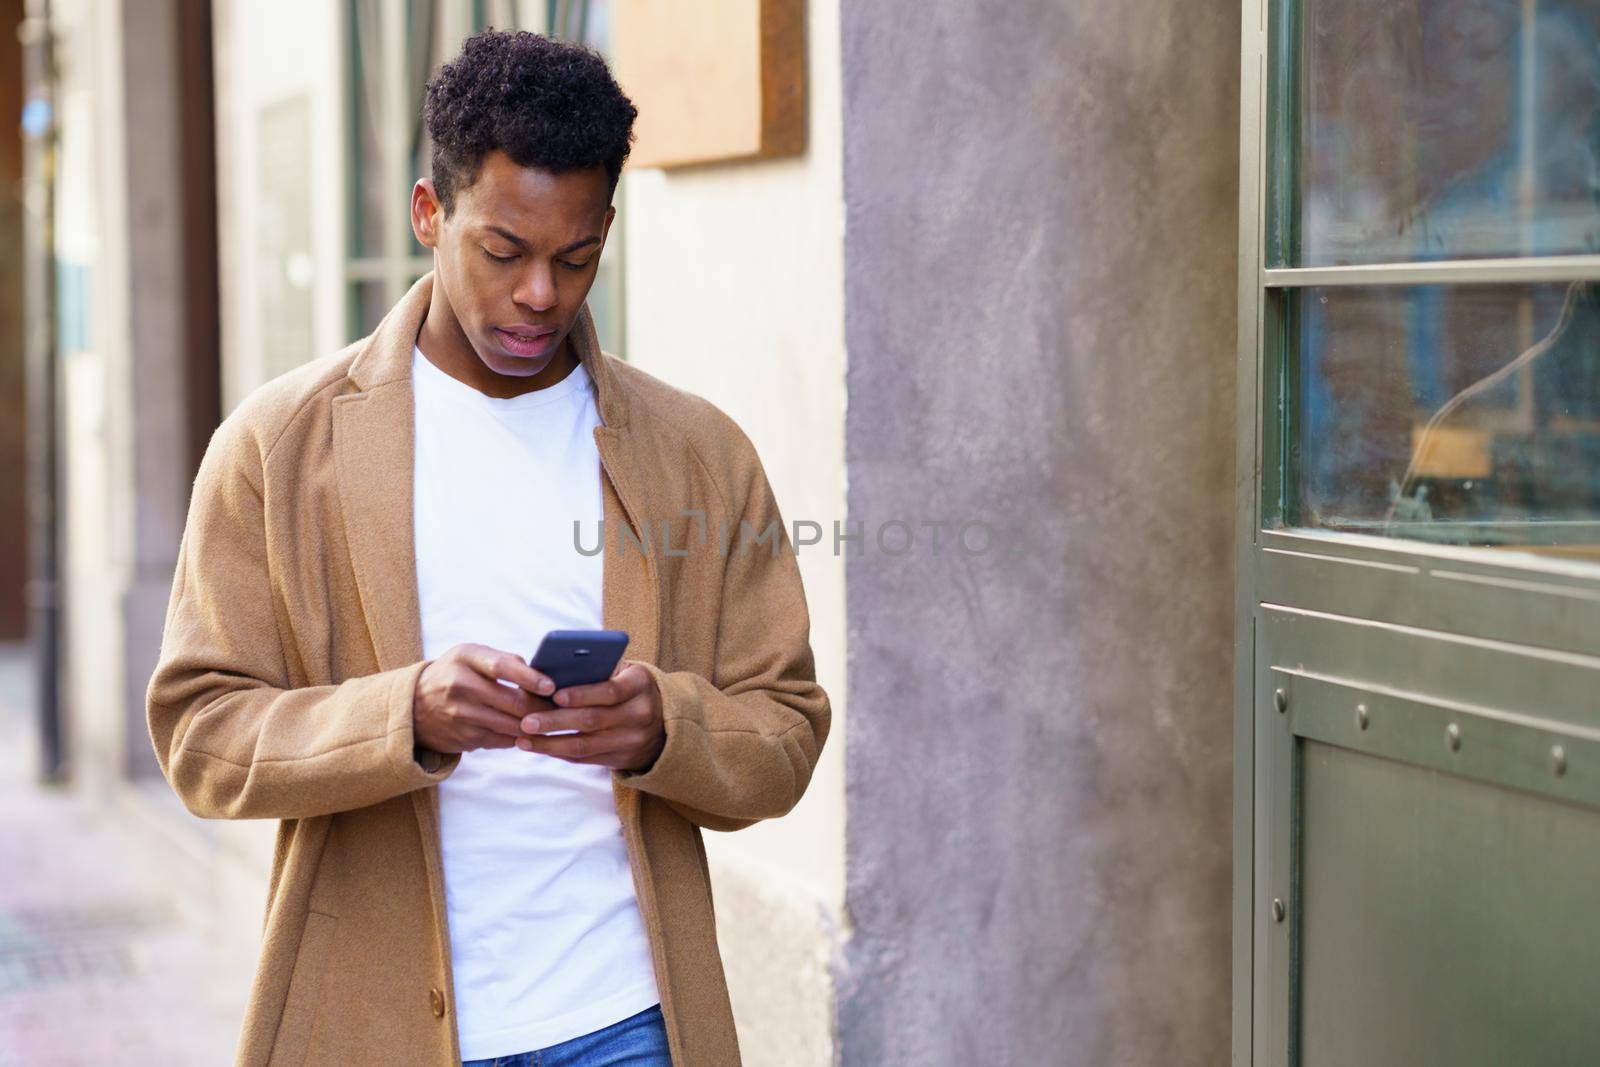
[528, 629, 630, 691]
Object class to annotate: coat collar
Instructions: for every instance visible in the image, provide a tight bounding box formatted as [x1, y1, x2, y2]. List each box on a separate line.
[346, 271, 631, 429]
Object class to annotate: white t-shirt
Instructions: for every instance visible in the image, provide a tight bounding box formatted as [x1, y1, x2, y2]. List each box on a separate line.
[410, 344, 661, 1059]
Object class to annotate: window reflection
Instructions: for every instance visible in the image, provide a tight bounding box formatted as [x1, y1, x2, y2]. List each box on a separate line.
[1294, 282, 1600, 557]
[1294, 0, 1600, 266]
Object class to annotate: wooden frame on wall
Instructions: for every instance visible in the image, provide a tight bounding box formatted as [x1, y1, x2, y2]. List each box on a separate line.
[612, 0, 806, 170]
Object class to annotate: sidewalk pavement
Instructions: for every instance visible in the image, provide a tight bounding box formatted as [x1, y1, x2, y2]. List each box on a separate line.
[0, 641, 251, 1066]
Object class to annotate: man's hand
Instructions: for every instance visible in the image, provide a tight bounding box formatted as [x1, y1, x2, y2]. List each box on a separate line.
[413, 643, 556, 755]
[515, 662, 666, 771]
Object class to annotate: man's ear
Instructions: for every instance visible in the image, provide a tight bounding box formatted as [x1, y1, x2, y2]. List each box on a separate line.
[411, 179, 444, 249]
[600, 204, 617, 247]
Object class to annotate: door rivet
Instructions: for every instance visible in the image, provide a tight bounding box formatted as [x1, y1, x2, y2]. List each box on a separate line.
[1552, 745, 1567, 777]
[1272, 898, 1286, 923]
[1274, 688, 1287, 714]
[1446, 723, 1462, 752]
[1356, 703, 1369, 731]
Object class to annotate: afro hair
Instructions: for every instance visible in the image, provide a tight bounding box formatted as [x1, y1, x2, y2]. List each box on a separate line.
[423, 29, 638, 214]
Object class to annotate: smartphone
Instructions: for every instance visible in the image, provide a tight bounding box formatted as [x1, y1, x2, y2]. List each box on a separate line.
[528, 629, 630, 691]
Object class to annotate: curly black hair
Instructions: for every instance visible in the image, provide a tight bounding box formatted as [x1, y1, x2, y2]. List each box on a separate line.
[423, 30, 638, 214]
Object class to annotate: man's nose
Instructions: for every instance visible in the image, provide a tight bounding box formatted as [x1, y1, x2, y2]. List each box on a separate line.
[514, 264, 558, 311]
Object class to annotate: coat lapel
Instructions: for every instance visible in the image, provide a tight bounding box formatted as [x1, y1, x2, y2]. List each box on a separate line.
[333, 276, 432, 673]
[333, 386, 423, 672]
[596, 431, 661, 668]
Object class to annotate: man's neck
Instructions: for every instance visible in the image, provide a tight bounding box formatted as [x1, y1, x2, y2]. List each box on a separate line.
[415, 291, 580, 400]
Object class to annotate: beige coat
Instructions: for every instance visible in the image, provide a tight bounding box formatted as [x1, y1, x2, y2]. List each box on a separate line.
[145, 273, 830, 1065]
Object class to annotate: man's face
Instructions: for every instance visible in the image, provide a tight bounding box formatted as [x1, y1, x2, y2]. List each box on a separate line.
[413, 149, 614, 381]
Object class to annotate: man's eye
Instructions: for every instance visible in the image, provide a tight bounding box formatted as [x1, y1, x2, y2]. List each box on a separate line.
[483, 249, 517, 263]
[559, 260, 590, 272]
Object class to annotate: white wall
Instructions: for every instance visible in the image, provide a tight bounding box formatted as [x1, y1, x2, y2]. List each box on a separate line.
[214, 0, 346, 411]
[616, 2, 848, 1061]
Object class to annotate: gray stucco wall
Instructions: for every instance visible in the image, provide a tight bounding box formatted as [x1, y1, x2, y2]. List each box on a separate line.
[838, 2, 1240, 1064]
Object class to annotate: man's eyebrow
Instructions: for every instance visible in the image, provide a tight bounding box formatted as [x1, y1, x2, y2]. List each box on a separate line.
[484, 225, 529, 249]
[483, 226, 601, 257]
[556, 236, 602, 256]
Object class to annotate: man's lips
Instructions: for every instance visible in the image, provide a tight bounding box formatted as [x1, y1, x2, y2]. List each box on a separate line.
[494, 326, 558, 356]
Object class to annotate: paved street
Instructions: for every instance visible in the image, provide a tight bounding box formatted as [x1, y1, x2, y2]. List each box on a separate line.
[0, 642, 250, 1065]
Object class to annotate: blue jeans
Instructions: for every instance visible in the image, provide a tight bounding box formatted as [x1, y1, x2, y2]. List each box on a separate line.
[461, 1004, 671, 1067]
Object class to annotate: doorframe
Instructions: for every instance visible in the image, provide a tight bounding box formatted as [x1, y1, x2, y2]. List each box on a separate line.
[1232, 0, 1267, 1059]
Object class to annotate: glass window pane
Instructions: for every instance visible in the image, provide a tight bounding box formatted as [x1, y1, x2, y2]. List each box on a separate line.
[350, 0, 388, 258]
[579, 0, 608, 51]
[586, 251, 623, 355]
[348, 280, 391, 342]
[1287, 0, 1600, 266]
[408, 0, 448, 257]
[1288, 281, 1600, 559]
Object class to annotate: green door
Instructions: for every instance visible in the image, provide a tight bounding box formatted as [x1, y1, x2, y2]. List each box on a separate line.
[1235, 1, 1600, 1063]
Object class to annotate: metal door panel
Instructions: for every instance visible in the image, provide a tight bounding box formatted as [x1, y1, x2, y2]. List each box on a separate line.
[1260, 608, 1600, 1065]
[1298, 741, 1600, 1066]
[1263, 606, 1600, 737]
[1260, 529, 1600, 658]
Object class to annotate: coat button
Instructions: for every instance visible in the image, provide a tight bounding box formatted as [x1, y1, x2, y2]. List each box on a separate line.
[429, 987, 445, 1018]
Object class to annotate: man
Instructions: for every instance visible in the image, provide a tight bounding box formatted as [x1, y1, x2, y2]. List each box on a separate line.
[146, 30, 829, 1067]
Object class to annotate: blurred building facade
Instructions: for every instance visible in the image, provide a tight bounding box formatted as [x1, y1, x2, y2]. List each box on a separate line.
[5, 1, 1239, 1065]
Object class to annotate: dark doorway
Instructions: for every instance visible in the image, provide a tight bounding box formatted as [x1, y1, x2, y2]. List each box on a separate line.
[0, 0, 28, 641]
[177, 0, 220, 478]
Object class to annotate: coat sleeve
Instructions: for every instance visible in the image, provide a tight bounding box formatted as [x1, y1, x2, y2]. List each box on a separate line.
[613, 440, 831, 833]
[146, 413, 458, 822]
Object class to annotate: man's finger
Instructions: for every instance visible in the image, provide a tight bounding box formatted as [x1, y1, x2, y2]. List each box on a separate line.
[450, 699, 530, 739]
[517, 727, 645, 760]
[464, 644, 555, 697]
[519, 698, 650, 736]
[551, 663, 647, 709]
[468, 675, 554, 729]
[473, 729, 518, 750]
